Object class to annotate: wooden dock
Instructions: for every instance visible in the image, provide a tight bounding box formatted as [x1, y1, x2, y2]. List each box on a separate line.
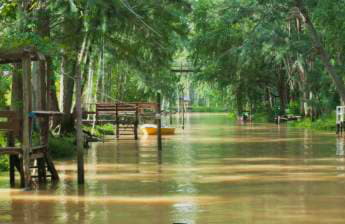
[83, 102, 158, 140]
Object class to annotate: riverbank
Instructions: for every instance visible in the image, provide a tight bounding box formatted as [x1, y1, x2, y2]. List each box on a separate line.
[229, 111, 336, 132]
[288, 113, 336, 132]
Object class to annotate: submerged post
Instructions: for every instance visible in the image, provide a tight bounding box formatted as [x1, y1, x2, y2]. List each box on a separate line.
[181, 89, 185, 130]
[169, 100, 173, 125]
[157, 93, 162, 151]
[76, 67, 84, 185]
[22, 54, 32, 189]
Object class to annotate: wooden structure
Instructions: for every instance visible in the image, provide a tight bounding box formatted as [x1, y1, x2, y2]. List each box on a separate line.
[336, 106, 345, 134]
[275, 115, 302, 124]
[83, 102, 158, 140]
[0, 46, 61, 189]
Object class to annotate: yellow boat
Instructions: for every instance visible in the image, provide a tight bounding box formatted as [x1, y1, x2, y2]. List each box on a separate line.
[141, 127, 176, 135]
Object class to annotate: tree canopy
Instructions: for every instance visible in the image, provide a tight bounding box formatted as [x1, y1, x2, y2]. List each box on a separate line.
[1, 0, 345, 122]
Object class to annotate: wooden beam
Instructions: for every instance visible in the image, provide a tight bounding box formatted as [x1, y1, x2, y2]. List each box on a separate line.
[0, 147, 22, 155]
[0, 48, 43, 65]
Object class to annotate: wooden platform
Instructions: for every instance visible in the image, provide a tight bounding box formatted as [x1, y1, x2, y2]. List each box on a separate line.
[82, 102, 158, 140]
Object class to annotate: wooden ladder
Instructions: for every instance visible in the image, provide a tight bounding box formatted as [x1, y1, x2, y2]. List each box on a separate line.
[116, 103, 139, 140]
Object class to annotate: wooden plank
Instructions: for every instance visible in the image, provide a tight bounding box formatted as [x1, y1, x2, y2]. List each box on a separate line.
[30, 152, 45, 160]
[83, 111, 96, 115]
[31, 111, 64, 116]
[0, 147, 22, 154]
[0, 46, 40, 64]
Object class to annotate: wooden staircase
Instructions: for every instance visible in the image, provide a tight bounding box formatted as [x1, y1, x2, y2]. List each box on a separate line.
[115, 103, 139, 140]
[29, 151, 59, 184]
[95, 103, 139, 140]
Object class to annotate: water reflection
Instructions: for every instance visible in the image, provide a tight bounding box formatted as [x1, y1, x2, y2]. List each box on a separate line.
[336, 137, 345, 156]
[0, 113, 344, 223]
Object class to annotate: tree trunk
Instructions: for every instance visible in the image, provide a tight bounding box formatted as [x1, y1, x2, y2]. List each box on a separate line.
[60, 54, 77, 133]
[36, 0, 60, 128]
[294, 0, 345, 103]
[296, 61, 310, 116]
[75, 33, 89, 185]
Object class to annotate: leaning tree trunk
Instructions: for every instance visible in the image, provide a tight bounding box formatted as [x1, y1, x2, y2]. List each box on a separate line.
[36, 1, 60, 126]
[294, 0, 345, 103]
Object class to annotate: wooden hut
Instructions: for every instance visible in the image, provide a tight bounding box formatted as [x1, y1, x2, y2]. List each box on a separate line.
[0, 46, 61, 189]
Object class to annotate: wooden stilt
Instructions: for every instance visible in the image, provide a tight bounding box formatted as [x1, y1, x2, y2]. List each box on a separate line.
[7, 133, 15, 187]
[157, 93, 162, 151]
[340, 123, 342, 134]
[13, 157, 25, 188]
[22, 54, 32, 190]
[9, 156, 15, 187]
[37, 158, 46, 183]
[45, 153, 59, 181]
[0, 47, 61, 188]
[169, 101, 173, 126]
[116, 104, 119, 139]
[134, 104, 138, 140]
[182, 99, 185, 130]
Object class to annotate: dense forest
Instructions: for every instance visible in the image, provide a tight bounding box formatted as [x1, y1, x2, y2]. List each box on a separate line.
[1, 0, 345, 129]
[1, 1, 345, 221]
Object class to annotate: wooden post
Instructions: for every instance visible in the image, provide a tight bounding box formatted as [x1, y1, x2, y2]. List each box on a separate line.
[182, 101, 185, 130]
[76, 66, 84, 185]
[157, 93, 162, 151]
[181, 90, 185, 130]
[7, 132, 15, 187]
[134, 104, 138, 140]
[22, 54, 32, 190]
[39, 60, 48, 183]
[116, 104, 119, 139]
[9, 155, 15, 187]
[169, 101, 173, 126]
[14, 157, 25, 188]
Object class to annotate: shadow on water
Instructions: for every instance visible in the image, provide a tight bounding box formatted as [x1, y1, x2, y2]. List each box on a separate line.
[0, 113, 344, 224]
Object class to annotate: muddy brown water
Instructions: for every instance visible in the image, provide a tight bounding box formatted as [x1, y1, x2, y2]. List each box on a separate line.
[0, 113, 344, 224]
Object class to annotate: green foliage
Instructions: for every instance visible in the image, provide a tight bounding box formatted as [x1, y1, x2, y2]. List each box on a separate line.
[48, 135, 76, 159]
[83, 124, 115, 137]
[228, 112, 237, 121]
[287, 101, 300, 115]
[0, 31, 58, 56]
[289, 113, 336, 131]
[252, 112, 271, 123]
[0, 75, 10, 108]
[0, 156, 9, 172]
[189, 0, 345, 118]
[97, 124, 114, 135]
[191, 106, 227, 113]
[0, 134, 9, 171]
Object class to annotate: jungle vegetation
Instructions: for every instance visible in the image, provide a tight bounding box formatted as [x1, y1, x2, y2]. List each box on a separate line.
[0, 0, 344, 134]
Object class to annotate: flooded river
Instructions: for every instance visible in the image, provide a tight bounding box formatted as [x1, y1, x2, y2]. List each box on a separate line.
[0, 113, 344, 224]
